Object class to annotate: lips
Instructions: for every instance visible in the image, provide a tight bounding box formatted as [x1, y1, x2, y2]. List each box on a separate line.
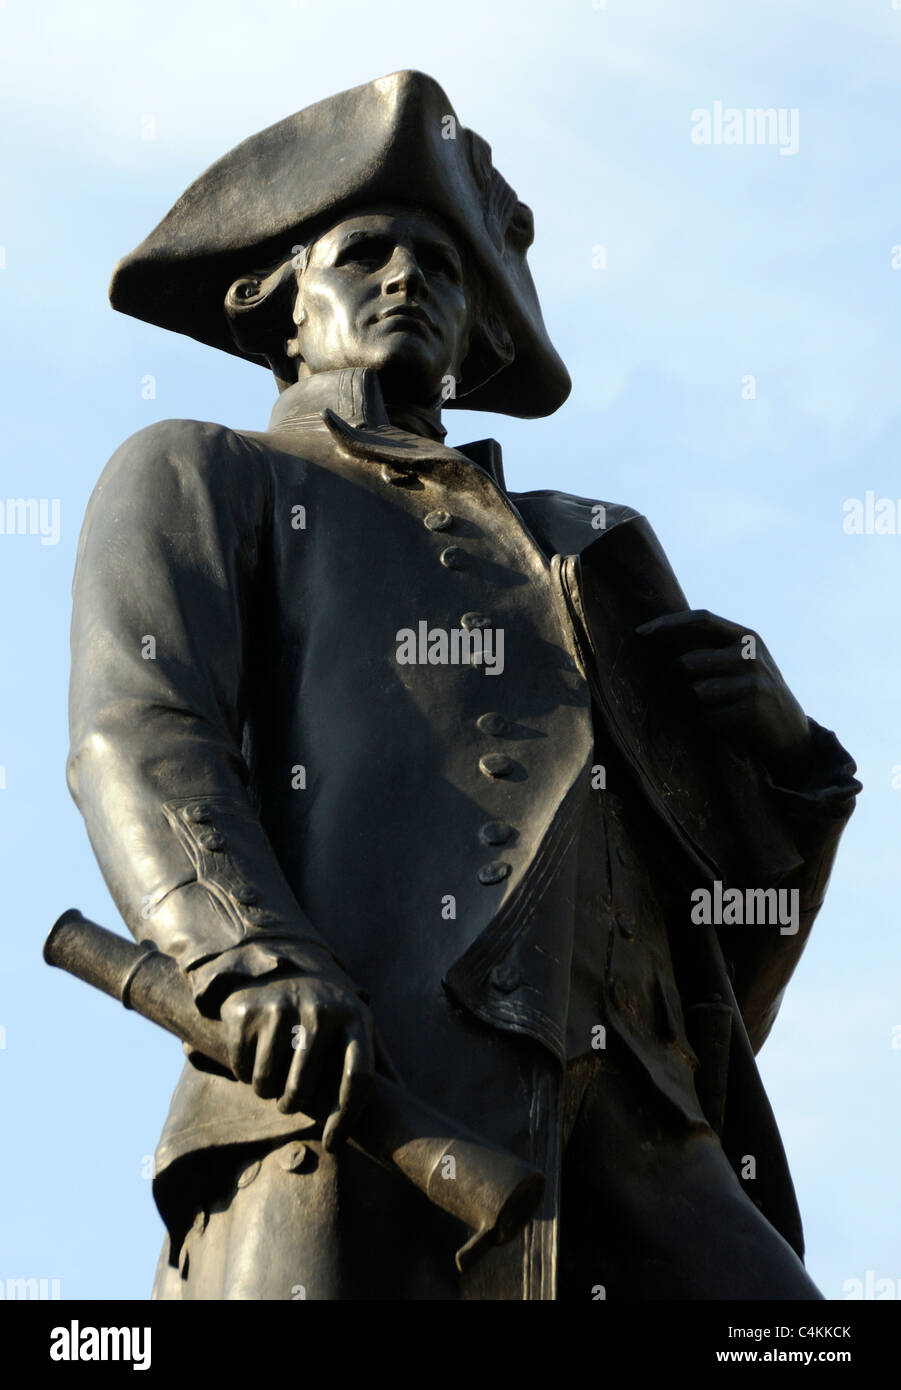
[375, 303, 435, 331]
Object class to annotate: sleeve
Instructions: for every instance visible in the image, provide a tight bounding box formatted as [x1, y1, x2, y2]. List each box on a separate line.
[719, 717, 861, 1052]
[67, 418, 356, 1018]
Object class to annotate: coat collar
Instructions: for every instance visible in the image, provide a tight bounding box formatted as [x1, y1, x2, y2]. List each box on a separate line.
[267, 367, 506, 490]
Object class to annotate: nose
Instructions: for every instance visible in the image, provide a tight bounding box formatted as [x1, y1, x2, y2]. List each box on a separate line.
[383, 246, 427, 299]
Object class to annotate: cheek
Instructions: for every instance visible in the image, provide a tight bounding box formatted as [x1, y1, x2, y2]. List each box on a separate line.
[311, 291, 337, 333]
[447, 295, 471, 359]
[448, 285, 469, 329]
[303, 280, 360, 339]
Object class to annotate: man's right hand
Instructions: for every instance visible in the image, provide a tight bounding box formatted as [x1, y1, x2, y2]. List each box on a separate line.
[220, 962, 376, 1152]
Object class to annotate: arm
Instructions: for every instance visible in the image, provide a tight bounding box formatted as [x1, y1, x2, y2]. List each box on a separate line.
[68, 418, 374, 1143]
[637, 609, 861, 1052]
[720, 716, 859, 1051]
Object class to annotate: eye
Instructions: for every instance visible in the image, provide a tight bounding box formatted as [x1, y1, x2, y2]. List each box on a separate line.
[334, 235, 393, 269]
[420, 246, 462, 281]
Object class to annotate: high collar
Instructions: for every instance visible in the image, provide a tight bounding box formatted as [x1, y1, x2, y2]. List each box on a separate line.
[268, 368, 446, 441]
[267, 367, 506, 490]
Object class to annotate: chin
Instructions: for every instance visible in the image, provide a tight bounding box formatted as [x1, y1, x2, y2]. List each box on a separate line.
[371, 345, 444, 404]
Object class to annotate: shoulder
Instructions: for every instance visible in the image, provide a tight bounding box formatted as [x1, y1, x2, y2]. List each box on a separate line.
[88, 418, 270, 520]
[100, 417, 260, 481]
[511, 488, 640, 528]
[76, 421, 274, 570]
[509, 488, 642, 555]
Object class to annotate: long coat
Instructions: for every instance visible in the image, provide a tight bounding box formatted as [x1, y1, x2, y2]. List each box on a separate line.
[67, 366, 859, 1298]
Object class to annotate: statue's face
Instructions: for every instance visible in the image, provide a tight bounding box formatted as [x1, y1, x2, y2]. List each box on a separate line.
[292, 207, 470, 405]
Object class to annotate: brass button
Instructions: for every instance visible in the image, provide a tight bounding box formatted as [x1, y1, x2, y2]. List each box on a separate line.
[186, 804, 213, 823]
[477, 712, 507, 736]
[479, 753, 514, 779]
[440, 545, 465, 570]
[197, 830, 225, 851]
[232, 883, 259, 906]
[424, 509, 452, 531]
[478, 860, 510, 885]
[480, 820, 513, 845]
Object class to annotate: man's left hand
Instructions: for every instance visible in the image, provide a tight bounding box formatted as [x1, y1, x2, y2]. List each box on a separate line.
[636, 609, 814, 784]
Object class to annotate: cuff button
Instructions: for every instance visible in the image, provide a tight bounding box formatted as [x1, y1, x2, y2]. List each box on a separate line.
[489, 963, 522, 994]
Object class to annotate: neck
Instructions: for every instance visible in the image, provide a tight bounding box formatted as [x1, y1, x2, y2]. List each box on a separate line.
[383, 399, 446, 441]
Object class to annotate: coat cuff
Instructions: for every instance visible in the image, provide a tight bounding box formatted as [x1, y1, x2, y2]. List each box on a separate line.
[762, 719, 861, 823]
[186, 935, 362, 1017]
[138, 792, 353, 1013]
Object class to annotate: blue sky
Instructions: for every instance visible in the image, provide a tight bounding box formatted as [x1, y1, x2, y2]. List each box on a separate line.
[1, 0, 898, 1299]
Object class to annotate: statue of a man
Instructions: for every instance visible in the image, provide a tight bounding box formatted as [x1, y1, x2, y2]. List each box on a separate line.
[67, 71, 860, 1300]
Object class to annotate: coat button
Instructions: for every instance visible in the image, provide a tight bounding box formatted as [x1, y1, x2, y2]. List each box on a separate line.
[186, 804, 213, 823]
[197, 830, 225, 851]
[461, 612, 491, 630]
[478, 860, 510, 885]
[440, 545, 466, 569]
[610, 978, 635, 1014]
[278, 1142, 314, 1173]
[477, 712, 507, 736]
[480, 820, 513, 845]
[479, 753, 514, 778]
[236, 1158, 261, 1189]
[424, 509, 452, 531]
[615, 911, 635, 940]
[232, 882, 259, 906]
[489, 963, 522, 993]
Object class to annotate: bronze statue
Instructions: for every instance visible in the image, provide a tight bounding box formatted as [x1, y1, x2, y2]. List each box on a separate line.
[63, 71, 860, 1299]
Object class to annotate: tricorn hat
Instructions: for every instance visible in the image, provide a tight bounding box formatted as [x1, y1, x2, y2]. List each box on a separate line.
[109, 70, 570, 417]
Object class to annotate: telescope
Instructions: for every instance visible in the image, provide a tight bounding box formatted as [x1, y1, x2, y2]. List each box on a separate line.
[44, 909, 545, 1272]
